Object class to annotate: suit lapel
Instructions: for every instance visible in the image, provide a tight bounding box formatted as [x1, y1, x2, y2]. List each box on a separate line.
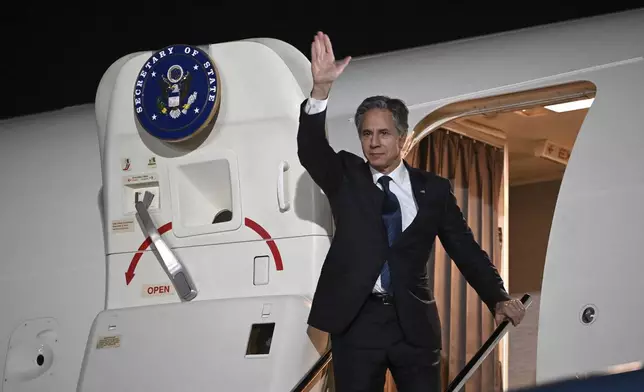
[399, 161, 427, 237]
[357, 162, 385, 222]
[405, 161, 427, 213]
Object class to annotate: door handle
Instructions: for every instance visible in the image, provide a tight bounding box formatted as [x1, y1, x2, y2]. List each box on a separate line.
[134, 191, 198, 302]
[277, 161, 290, 212]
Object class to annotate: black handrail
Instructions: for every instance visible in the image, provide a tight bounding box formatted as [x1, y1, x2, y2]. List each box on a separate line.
[289, 293, 532, 392]
[445, 293, 533, 392]
[290, 347, 332, 392]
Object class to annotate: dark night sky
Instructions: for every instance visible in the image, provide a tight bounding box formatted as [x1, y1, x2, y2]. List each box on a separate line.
[2, 3, 642, 120]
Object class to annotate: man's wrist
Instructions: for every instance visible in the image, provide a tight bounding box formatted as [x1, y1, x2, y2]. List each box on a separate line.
[494, 298, 510, 313]
[311, 83, 332, 100]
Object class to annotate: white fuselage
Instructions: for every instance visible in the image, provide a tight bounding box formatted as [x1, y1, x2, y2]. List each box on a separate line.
[1, 8, 643, 391]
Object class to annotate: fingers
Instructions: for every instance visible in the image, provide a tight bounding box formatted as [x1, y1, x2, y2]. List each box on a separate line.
[317, 32, 324, 59]
[511, 300, 526, 320]
[507, 301, 525, 325]
[323, 33, 333, 55]
[311, 31, 350, 79]
[313, 31, 335, 58]
[496, 311, 517, 326]
[312, 32, 325, 63]
[311, 40, 317, 63]
[496, 299, 526, 326]
[336, 56, 352, 72]
[508, 314, 519, 326]
[313, 34, 322, 61]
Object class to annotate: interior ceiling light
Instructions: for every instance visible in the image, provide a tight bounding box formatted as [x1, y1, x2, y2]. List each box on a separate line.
[544, 98, 594, 113]
[513, 107, 551, 117]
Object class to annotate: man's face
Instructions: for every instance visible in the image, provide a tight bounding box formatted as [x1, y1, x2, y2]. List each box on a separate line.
[359, 109, 405, 173]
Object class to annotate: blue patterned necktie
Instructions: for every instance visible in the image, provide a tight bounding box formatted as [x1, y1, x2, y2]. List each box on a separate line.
[378, 176, 402, 293]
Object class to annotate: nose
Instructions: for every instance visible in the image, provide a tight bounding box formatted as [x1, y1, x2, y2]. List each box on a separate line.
[369, 134, 380, 148]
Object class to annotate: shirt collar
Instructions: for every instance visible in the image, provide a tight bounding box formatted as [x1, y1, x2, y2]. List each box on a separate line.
[369, 160, 407, 186]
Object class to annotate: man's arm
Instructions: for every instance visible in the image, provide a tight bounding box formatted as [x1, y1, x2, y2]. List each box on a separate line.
[298, 32, 351, 195]
[296, 95, 344, 195]
[436, 180, 511, 314]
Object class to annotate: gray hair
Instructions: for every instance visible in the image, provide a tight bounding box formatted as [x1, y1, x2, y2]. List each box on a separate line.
[354, 95, 409, 137]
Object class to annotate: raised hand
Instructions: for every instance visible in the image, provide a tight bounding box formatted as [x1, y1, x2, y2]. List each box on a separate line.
[310, 31, 351, 99]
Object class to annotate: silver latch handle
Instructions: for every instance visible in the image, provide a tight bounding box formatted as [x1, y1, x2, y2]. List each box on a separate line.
[134, 191, 198, 302]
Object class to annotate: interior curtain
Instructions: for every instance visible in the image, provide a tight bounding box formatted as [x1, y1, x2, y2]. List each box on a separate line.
[397, 128, 505, 392]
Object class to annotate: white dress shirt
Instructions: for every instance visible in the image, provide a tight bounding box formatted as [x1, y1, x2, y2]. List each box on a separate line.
[304, 97, 419, 293]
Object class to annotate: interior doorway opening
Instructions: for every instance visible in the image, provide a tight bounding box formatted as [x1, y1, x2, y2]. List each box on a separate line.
[394, 80, 597, 392]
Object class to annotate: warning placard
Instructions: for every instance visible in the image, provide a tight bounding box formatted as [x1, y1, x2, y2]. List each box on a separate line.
[96, 335, 121, 349]
[123, 173, 158, 185]
[142, 283, 175, 297]
[111, 219, 135, 233]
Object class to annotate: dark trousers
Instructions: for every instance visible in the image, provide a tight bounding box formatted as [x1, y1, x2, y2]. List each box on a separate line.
[330, 294, 441, 392]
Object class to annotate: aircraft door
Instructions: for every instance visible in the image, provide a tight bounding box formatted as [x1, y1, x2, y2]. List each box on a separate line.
[537, 58, 644, 383]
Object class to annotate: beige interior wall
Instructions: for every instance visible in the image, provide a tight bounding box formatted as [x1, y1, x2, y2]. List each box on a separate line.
[508, 179, 562, 294]
[507, 291, 541, 390]
[507, 179, 561, 390]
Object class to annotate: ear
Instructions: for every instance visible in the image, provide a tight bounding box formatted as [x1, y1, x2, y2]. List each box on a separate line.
[398, 133, 408, 149]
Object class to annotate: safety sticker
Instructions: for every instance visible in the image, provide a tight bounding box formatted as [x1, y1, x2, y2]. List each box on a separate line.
[96, 335, 121, 349]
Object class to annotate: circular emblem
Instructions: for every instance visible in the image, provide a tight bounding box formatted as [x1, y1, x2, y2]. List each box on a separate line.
[133, 44, 221, 142]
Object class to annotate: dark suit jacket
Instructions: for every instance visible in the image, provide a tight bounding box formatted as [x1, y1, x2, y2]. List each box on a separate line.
[296, 99, 510, 348]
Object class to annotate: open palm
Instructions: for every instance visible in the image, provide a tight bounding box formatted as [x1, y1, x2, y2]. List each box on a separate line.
[311, 32, 351, 85]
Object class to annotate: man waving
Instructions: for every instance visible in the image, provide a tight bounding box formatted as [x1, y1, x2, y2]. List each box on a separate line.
[297, 31, 525, 392]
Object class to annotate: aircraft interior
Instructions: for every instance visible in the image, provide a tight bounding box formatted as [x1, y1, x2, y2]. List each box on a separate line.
[397, 81, 593, 391]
